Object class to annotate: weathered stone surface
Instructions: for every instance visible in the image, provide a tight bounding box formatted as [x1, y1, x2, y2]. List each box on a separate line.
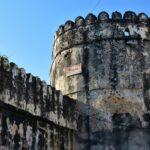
[98, 11, 109, 21]
[0, 56, 77, 131]
[51, 11, 150, 150]
[0, 56, 78, 149]
[0, 101, 75, 150]
[75, 16, 85, 27]
[112, 11, 122, 20]
[85, 13, 97, 25]
[123, 11, 137, 21]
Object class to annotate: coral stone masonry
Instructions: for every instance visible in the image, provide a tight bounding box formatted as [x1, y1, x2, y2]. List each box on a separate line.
[0, 11, 150, 150]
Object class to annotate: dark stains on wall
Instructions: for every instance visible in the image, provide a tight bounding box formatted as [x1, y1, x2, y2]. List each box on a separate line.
[143, 73, 150, 110]
[0, 100, 75, 150]
[109, 40, 119, 90]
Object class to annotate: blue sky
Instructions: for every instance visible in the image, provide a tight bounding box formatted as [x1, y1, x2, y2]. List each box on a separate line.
[0, 0, 149, 83]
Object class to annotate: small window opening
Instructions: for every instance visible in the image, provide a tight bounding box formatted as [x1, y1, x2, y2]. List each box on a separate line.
[125, 28, 130, 36]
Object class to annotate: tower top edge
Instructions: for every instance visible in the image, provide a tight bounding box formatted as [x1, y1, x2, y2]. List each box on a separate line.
[55, 11, 149, 37]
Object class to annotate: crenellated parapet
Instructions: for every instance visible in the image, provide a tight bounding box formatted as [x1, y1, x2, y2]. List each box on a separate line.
[0, 56, 77, 130]
[53, 11, 149, 58]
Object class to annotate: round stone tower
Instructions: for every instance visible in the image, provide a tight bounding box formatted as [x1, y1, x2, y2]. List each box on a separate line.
[51, 11, 149, 115]
[50, 11, 150, 149]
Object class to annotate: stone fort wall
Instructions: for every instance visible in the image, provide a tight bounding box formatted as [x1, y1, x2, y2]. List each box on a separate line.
[0, 56, 77, 149]
[50, 11, 150, 149]
[0, 11, 150, 150]
[51, 11, 150, 110]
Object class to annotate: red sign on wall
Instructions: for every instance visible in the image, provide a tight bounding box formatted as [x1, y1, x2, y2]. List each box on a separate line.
[64, 64, 82, 77]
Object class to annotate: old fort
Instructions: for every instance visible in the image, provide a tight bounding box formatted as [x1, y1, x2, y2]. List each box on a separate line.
[0, 11, 150, 150]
